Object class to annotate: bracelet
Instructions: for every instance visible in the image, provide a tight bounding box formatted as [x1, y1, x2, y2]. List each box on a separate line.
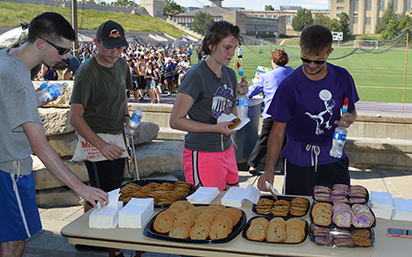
[125, 114, 130, 118]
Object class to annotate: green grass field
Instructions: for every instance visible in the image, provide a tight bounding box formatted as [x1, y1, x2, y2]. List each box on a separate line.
[212, 45, 412, 104]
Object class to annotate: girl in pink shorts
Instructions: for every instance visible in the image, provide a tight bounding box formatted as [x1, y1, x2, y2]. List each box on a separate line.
[170, 21, 248, 191]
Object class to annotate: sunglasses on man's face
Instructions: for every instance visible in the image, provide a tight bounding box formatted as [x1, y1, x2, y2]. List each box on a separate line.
[35, 35, 71, 55]
[300, 51, 329, 65]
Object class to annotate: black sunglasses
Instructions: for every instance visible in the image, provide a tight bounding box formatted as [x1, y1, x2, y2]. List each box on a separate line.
[300, 51, 329, 65]
[35, 35, 71, 55]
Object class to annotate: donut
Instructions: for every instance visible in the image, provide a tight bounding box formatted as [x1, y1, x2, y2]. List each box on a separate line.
[228, 118, 241, 129]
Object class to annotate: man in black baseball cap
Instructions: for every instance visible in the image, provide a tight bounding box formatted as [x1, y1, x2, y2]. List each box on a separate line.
[96, 20, 128, 49]
[69, 20, 132, 257]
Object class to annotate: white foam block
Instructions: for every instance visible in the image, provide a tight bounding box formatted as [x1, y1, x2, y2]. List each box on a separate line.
[187, 187, 220, 204]
[89, 189, 122, 229]
[221, 185, 260, 208]
[119, 198, 154, 229]
[89, 201, 123, 229]
[370, 191, 394, 219]
[392, 198, 412, 222]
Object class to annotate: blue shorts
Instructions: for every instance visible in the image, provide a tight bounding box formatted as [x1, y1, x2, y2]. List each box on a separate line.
[0, 169, 42, 243]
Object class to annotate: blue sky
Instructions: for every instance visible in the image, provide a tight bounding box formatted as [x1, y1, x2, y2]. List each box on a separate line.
[104, 0, 329, 12]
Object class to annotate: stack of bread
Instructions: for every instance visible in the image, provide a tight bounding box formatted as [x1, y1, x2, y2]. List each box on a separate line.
[313, 184, 368, 204]
[153, 201, 243, 240]
[311, 224, 373, 247]
[246, 217, 306, 243]
[255, 197, 309, 216]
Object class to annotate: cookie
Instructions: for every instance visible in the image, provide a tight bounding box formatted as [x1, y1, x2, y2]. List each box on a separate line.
[209, 220, 230, 240]
[352, 212, 375, 228]
[314, 186, 331, 194]
[153, 211, 175, 233]
[190, 221, 210, 240]
[332, 210, 353, 228]
[246, 222, 267, 241]
[334, 237, 354, 247]
[284, 228, 304, 243]
[266, 223, 286, 242]
[314, 235, 333, 245]
[251, 217, 269, 228]
[352, 204, 371, 214]
[168, 223, 191, 239]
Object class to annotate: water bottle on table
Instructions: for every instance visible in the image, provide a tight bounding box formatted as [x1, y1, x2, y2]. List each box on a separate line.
[37, 82, 68, 106]
[330, 98, 348, 158]
[126, 106, 143, 135]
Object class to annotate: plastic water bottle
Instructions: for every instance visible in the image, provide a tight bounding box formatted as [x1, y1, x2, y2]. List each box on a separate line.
[126, 106, 143, 135]
[37, 82, 68, 106]
[236, 94, 248, 118]
[39, 82, 48, 89]
[330, 125, 347, 158]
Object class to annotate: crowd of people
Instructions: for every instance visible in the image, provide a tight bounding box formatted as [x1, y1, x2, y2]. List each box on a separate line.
[36, 38, 199, 104]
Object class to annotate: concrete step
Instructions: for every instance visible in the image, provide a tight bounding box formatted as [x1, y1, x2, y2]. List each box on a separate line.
[346, 137, 412, 171]
[158, 127, 185, 141]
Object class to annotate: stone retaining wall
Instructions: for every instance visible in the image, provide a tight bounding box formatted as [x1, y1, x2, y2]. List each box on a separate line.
[33, 81, 184, 207]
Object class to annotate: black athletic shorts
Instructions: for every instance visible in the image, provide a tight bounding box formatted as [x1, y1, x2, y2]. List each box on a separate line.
[138, 76, 146, 90]
[84, 158, 126, 193]
[283, 156, 350, 196]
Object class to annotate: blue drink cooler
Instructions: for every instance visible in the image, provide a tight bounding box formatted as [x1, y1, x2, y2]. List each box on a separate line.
[232, 96, 263, 164]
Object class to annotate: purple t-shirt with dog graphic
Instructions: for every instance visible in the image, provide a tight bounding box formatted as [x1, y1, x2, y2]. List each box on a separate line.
[267, 63, 359, 166]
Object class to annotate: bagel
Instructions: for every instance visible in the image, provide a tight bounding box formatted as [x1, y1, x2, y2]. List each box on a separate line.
[228, 118, 241, 129]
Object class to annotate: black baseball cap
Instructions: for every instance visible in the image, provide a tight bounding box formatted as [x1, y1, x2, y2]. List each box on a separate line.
[96, 20, 128, 49]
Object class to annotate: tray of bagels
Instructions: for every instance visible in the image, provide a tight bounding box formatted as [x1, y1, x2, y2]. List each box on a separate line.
[310, 184, 376, 248]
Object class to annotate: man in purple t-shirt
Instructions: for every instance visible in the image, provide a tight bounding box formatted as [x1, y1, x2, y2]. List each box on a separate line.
[257, 25, 359, 196]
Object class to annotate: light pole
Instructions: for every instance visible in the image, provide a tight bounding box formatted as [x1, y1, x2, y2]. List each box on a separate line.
[72, 0, 79, 58]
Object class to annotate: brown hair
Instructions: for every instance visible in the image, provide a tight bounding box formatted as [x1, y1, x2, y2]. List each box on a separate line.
[271, 49, 289, 66]
[299, 24, 332, 55]
[201, 21, 243, 55]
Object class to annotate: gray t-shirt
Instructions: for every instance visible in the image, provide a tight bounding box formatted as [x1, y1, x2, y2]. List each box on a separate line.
[178, 60, 237, 152]
[0, 49, 43, 175]
[70, 56, 132, 134]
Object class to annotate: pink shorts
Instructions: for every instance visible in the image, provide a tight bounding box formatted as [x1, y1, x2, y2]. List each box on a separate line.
[183, 145, 239, 191]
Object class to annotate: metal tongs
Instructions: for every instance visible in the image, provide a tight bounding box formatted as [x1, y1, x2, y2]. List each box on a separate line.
[266, 182, 279, 200]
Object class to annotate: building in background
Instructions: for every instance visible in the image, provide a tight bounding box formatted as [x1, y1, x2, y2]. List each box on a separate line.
[170, 1, 285, 38]
[242, 6, 330, 36]
[330, 0, 412, 34]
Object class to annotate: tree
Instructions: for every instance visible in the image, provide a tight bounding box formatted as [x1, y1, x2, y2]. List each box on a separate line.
[113, 0, 133, 5]
[375, 1, 396, 33]
[381, 18, 398, 39]
[291, 9, 313, 31]
[313, 13, 327, 25]
[397, 15, 411, 31]
[163, 0, 185, 16]
[192, 12, 213, 36]
[339, 12, 351, 40]
[265, 5, 274, 11]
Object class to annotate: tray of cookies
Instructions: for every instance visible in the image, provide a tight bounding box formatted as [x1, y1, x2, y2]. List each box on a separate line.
[310, 201, 376, 229]
[242, 216, 308, 244]
[253, 195, 310, 217]
[144, 201, 246, 244]
[309, 223, 375, 248]
[119, 180, 194, 208]
[313, 184, 369, 204]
